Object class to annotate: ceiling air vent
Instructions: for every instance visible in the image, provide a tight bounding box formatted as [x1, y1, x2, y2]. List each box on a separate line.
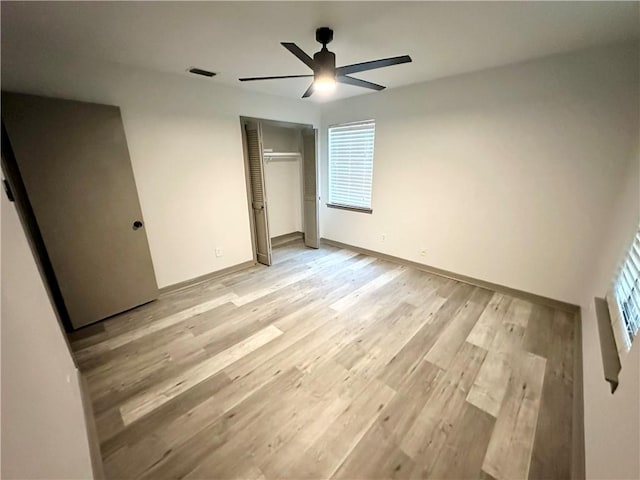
[188, 67, 217, 78]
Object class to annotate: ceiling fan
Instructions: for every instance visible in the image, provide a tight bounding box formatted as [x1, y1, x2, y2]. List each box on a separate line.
[239, 27, 412, 98]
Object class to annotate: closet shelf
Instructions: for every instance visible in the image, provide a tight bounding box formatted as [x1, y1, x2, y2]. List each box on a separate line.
[263, 151, 301, 158]
[263, 151, 301, 162]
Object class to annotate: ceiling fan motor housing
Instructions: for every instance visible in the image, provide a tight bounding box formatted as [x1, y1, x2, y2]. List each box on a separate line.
[313, 48, 336, 79]
[316, 27, 334, 45]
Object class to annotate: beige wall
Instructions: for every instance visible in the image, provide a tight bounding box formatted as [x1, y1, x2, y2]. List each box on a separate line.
[319, 42, 639, 306]
[265, 160, 303, 238]
[0, 52, 320, 289]
[1, 192, 94, 479]
[580, 145, 639, 479]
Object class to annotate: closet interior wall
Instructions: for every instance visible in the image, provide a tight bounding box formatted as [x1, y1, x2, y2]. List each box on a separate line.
[261, 123, 304, 239]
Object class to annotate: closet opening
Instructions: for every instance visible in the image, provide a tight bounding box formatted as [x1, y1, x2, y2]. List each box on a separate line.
[240, 117, 319, 266]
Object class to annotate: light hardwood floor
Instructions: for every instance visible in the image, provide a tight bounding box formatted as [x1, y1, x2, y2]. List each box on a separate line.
[70, 241, 576, 480]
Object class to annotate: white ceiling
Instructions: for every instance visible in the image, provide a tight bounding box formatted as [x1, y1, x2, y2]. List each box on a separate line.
[2, 1, 639, 103]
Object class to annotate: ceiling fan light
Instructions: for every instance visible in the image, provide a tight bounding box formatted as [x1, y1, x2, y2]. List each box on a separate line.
[314, 74, 337, 93]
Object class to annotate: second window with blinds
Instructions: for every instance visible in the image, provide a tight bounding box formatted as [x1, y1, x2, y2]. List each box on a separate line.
[328, 120, 376, 213]
[609, 225, 640, 353]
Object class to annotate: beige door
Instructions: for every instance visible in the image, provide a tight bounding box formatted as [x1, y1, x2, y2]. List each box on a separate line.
[302, 128, 319, 248]
[2, 92, 158, 329]
[245, 121, 272, 266]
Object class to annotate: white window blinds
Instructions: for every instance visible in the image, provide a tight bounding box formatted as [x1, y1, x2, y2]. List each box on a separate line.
[611, 226, 640, 350]
[328, 120, 375, 211]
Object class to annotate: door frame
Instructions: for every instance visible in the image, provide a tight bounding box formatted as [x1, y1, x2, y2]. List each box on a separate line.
[239, 116, 318, 264]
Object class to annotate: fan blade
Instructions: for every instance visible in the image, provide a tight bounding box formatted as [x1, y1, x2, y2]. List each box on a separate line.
[239, 74, 313, 82]
[302, 83, 314, 98]
[337, 75, 386, 91]
[336, 55, 412, 76]
[281, 42, 316, 70]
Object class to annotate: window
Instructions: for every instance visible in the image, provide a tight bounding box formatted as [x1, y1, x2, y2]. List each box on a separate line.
[328, 120, 375, 213]
[609, 225, 640, 351]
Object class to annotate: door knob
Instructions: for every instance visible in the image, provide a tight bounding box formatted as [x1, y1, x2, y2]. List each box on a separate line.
[132, 220, 143, 230]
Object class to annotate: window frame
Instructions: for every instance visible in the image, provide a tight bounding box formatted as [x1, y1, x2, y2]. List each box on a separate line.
[608, 225, 640, 353]
[326, 119, 376, 214]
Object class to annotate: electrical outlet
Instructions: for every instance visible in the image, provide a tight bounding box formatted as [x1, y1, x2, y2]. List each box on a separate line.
[381, 233, 386, 242]
[420, 248, 427, 257]
[215, 248, 223, 257]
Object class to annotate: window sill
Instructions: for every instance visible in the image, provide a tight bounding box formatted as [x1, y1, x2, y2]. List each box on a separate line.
[594, 297, 622, 393]
[326, 203, 373, 214]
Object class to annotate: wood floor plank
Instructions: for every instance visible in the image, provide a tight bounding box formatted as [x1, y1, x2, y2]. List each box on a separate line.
[332, 421, 416, 480]
[132, 311, 350, 472]
[137, 367, 305, 480]
[307, 248, 360, 269]
[528, 371, 573, 480]
[94, 407, 125, 448]
[344, 300, 447, 385]
[424, 292, 491, 370]
[232, 251, 360, 307]
[277, 379, 396, 479]
[104, 435, 168, 480]
[482, 351, 547, 480]
[224, 306, 340, 380]
[427, 402, 495, 480]
[91, 346, 210, 416]
[184, 367, 360, 480]
[488, 298, 532, 355]
[548, 309, 576, 384]
[86, 328, 194, 395]
[99, 371, 232, 459]
[435, 277, 459, 297]
[400, 342, 486, 471]
[181, 376, 318, 479]
[522, 303, 555, 359]
[479, 470, 499, 480]
[348, 255, 377, 270]
[468, 286, 495, 306]
[67, 320, 107, 348]
[359, 267, 439, 311]
[230, 259, 308, 297]
[82, 302, 240, 377]
[377, 283, 475, 391]
[115, 365, 297, 477]
[528, 310, 575, 480]
[466, 293, 513, 349]
[466, 350, 511, 417]
[119, 324, 283, 425]
[330, 266, 406, 312]
[332, 362, 443, 480]
[378, 360, 444, 443]
[74, 291, 238, 363]
[97, 281, 233, 340]
[257, 376, 357, 477]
